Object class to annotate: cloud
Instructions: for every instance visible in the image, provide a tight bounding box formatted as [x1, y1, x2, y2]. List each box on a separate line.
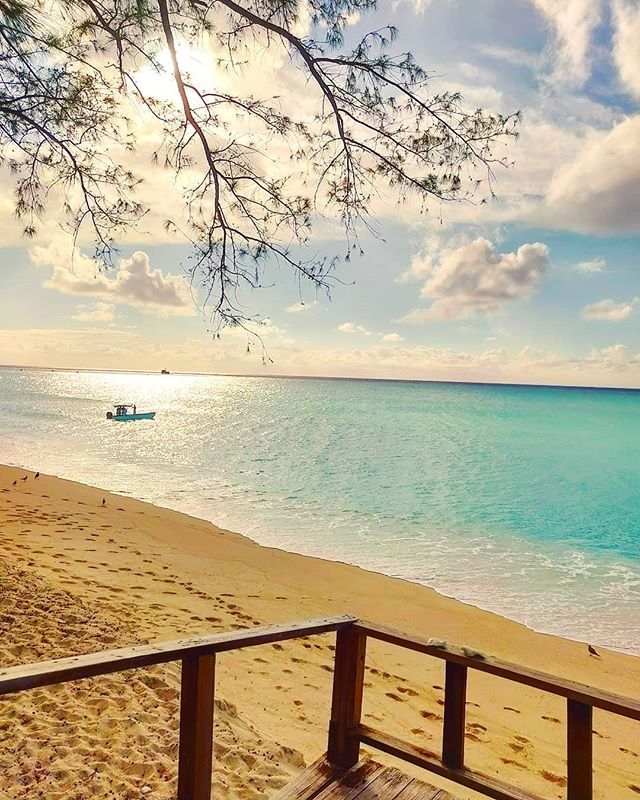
[611, 0, 640, 97]
[71, 302, 116, 323]
[338, 322, 373, 335]
[575, 258, 606, 273]
[286, 301, 316, 313]
[538, 115, 640, 234]
[401, 238, 549, 321]
[30, 244, 195, 317]
[531, 0, 602, 86]
[582, 298, 636, 320]
[381, 333, 404, 343]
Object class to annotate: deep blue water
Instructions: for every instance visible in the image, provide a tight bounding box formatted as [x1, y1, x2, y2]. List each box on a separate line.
[1, 368, 639, 651]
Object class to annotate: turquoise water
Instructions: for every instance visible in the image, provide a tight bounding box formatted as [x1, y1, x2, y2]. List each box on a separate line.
[1, 367, 639, 651]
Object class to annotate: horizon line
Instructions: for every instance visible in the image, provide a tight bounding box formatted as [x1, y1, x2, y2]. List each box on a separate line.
[1, 362, 639, 393]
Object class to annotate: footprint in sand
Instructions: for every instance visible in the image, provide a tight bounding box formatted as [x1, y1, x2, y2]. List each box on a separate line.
[514, 735, 530, 744]
[620, 748, 639, 757]
[385, 693, 403, 702]
[504, 706, 520, 713]
[542, 715, 561, 723]
[540, 771, 567, 787]
[397, 686, 419, 697]
[420, 710, 442, 721]
[500, 758, 527, 769]
[629, 785, 640, 795]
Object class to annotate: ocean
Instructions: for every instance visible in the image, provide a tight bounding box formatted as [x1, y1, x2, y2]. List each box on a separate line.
[1, 367, 639, 652]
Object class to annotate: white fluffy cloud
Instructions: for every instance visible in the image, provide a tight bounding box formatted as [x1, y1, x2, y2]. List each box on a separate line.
[71, 302, 116, 323]
[531, 0, 602, 86]
[286, 301, 316, 313]
[338, 322, 373, 335]
[611, 0, 640, 97]
[401, 238, 549, 321]
[30, 244, 195, 317]
[381, 333, 404, 343]
[582, 299, 636, 320]
[575, 258, 606, 273]
[539, 115, 640, 235]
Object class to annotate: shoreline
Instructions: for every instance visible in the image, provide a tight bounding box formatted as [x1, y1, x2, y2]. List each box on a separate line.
[4, 457, 640, 657]
[2, 464, 640, 798]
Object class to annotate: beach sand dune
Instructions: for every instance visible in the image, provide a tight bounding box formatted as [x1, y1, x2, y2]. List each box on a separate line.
[1, 466, 639, 799]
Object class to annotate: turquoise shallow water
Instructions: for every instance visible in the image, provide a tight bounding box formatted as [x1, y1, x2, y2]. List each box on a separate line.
[1, 368, 639, 651]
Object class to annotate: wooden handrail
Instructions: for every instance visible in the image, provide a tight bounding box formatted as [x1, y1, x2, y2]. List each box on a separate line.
[355, 621, 640, 721]
[0, 615, 356, 696]
[2, 613, 639, 800]
[349, 621, 640, 800]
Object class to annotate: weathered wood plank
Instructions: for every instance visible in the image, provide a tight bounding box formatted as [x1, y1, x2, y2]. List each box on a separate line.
[395, 778, 455, 800]
[178, 653, 216, 800]
[356, 725, 543, 800]
[567, 699, 592, 800]
[327, 626, 367, 768]
[356, 765, 412, 800]
[355, 622, 640, 721]
[0, 615, 356, 696]
[314, 760, 385, 800]
[442, 662, 467, 770]
[271, 755, 346, 800]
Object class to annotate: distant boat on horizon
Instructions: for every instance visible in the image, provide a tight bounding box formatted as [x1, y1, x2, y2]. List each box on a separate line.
[161, 369, 170, 375]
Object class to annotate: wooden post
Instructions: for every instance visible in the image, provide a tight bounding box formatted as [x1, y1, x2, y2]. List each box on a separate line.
[178, 653, 216, 800]
[442, 661, 467, 770]
[327, 626, 367, 768]
[567, 699, 592, 800]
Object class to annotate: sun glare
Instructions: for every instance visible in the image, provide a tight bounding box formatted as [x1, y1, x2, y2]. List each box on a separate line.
[134, 41, 214, 104]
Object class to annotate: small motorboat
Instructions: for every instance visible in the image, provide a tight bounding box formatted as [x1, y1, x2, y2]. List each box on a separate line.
[106, 404, 156, 422]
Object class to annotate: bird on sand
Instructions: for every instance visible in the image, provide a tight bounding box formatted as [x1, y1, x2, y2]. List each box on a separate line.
[34, 472, 40, 478]
[588, 644, 600, 657]
[102, 498, 106, 506]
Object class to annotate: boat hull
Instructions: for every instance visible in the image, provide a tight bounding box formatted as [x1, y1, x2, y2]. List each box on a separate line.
[111, 412, 156, 422]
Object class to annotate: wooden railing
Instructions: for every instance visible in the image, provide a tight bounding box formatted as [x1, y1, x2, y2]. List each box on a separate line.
[0, 615, 355, 800]
[1, 615, 638, 800]
[329, 622, 640, 800]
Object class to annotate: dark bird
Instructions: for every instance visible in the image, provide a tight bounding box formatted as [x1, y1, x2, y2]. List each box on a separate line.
[12, 480, 16, 485]
[102, 498, 106, 506]
[20, 475, 27, 481]
[588, 645, 600, 657]
[34, 472, 40, 478]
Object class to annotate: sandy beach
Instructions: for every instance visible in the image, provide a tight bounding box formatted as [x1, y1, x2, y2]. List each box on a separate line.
[0, 464, 639, 800]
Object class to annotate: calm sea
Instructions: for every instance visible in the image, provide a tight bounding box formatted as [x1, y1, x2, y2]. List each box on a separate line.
[1, 368, 639, 652]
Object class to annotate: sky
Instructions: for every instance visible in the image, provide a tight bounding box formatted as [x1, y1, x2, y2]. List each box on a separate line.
[1, 0, 639, 387]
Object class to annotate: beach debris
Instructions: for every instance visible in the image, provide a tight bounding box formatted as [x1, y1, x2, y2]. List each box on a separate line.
[34, 472, 40, 478]
[462, 646, 485, 660]
[427, 638, 447, 648]
[140, 787, 152, 795]
[588, 644, 600, 657]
